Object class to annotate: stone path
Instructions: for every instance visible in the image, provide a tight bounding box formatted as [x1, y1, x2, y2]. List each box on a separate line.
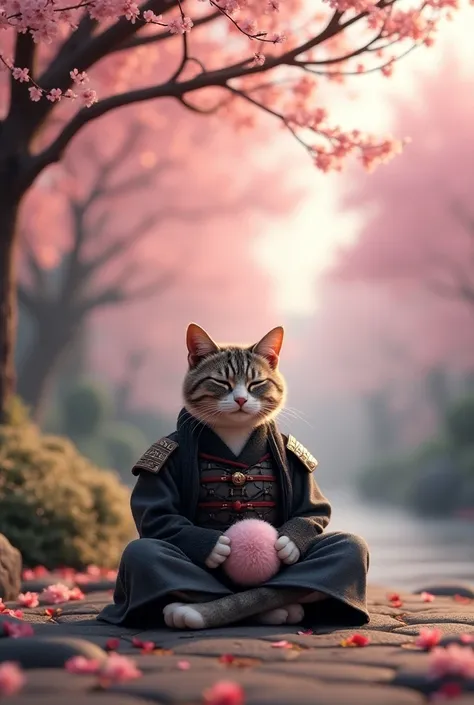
[2, 578, 474, 704]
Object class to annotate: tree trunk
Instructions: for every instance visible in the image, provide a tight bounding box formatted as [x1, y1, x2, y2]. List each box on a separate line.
[0, 196, 20, 425]
[17, 318, 76, 422]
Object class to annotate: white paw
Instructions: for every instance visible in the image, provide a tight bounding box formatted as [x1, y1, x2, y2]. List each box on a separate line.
[285, 603, 305, 624]
[256, 608, 290, 625]
[163, 602, 205, 630]
[255, 603, 304, 625]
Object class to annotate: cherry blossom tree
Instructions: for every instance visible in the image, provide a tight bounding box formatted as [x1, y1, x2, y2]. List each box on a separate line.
[17, 111, 298, 418]
[0, 0, 464, 420]
[331, 56, 474, 369]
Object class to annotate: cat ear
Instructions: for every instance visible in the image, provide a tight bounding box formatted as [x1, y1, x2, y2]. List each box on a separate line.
[252, 326, 284, 369]
[186, 323, 219, 368]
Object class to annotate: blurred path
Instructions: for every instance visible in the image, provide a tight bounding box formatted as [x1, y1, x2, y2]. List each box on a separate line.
[329, 487, 474, 589]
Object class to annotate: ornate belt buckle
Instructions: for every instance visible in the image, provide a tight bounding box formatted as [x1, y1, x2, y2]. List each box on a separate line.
[231, 471, 246, 486]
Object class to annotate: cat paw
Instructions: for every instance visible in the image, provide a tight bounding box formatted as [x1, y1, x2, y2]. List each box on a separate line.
[285, 603, 305, 624]
[163, 602, 205, 629]
[255, 604, 304, 625]
[255, 607, 290, 625]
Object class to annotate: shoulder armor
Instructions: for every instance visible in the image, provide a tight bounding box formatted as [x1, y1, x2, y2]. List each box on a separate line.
[286, 434, 318, 473]
[132, 437, 178, 475]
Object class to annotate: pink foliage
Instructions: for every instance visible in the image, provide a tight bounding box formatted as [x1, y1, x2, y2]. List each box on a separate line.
[203, 680, 245, 705]
[310, 59, 474, 401]
[1, 0, 460, 176]
[0, 662, 25, 696]
[429, 644, 474, 679]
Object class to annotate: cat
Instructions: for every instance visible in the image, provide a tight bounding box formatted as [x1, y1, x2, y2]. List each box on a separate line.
[182, 323, 286, 456]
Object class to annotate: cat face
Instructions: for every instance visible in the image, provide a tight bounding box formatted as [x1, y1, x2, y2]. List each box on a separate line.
[183, 323, 286, 429]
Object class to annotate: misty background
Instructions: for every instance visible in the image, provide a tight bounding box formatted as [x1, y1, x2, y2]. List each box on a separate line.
[14, 12, 474, 588]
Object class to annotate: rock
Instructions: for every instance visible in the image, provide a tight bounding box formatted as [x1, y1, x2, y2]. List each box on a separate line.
[0, 636, 107, 668]
[0, 533, 21, 601]
[413, 583, 474, 598]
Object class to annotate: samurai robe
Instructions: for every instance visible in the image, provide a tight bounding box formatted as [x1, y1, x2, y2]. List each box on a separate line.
[98, 409, 370, 628]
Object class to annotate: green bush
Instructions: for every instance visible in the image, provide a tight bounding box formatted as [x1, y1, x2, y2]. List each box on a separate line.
[446, 396, 474, 448]
[0, 422, 135, 569]
[103, 422, 148, 479]
[62, 381, 112, 436]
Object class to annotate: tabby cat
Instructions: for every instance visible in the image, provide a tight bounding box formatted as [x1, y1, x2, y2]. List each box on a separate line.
[183, 323, 286, 455]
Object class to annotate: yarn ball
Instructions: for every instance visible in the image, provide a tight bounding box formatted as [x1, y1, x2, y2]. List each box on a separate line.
[223, 519, 281, 586]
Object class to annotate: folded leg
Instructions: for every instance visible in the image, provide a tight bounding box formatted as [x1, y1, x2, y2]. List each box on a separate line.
[98, 538, 232, 627]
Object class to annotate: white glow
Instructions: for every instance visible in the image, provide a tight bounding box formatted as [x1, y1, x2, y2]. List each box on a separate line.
[255, 11, 474, 316]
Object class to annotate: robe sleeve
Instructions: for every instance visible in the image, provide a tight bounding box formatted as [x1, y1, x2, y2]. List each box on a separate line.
[278, 455, 332, 558]
[130, 455, 223, 567]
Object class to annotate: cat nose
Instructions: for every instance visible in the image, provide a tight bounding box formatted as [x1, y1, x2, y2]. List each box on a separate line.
[234, 397, 247, 407]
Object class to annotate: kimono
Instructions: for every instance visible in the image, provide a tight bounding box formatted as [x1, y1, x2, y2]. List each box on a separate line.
[98, 409, 369, 628]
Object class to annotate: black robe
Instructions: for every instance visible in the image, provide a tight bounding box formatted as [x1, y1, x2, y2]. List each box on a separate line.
[98, 416, 369, 628]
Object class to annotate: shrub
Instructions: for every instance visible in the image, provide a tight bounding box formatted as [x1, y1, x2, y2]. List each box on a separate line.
[103, 422, 148, 481]
[0, 422, 135, 569]
[62, 380, 112, 437]
[446, 396, 474, 448]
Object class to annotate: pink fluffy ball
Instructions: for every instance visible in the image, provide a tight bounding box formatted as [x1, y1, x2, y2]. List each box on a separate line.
[223, 519, 281, 586]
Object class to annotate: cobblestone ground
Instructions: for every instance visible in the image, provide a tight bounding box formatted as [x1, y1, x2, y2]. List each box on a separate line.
[2, 578, 474, 704]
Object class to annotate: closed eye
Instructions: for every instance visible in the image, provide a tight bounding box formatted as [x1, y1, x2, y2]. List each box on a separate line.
[248, 380, 268, 392]
[210, 378, 232, 391]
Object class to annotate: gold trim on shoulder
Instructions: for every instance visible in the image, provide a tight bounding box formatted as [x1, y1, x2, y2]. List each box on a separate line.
[133, 437, 178, 474]
[286, 434, 318, 473]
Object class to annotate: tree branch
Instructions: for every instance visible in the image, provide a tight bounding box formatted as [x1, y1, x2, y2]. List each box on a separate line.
[114, 10, 220, 52]
[76, 268, 176, 313]
[8, 33, 37, 122]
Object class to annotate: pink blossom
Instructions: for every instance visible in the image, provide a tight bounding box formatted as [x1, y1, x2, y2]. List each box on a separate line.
[251, 53, 265, 67]
[68, 587, 85, 601]
[124, 0, 139, 22]
[70, 68, 88, 84]
[203, 681, 245, 705]
[143, 10, 163, 22]
[81, 89, 98, 108]
[65, 656, 101, 674]
[381, 60, 395, 78]
[3, 609, 24, 619]
[28, 86, 43, 102]
[74, 573, 91, 585]
[167, 16, 193, 34]
[421, 592, 435, 603]
[0, 600, 5, 613]
[47, 88, 62, 102]
[416, 628, 442, 650]
[3, 622, 35, 638]
[0, 662, 25, 696]
[41, 583, 72, 604]
[86, 565, 100, 576]
[266, 0, 279, 11]
[18, 592, 39, 608]
[270, 32, 286, 43]
[132, 637, 155, 653]
[240, 19, 257, 34]
[99, 654, 142, 683]
[271, 640, 292, 648]
[12, 67, 29, 82]
[429, 644, 474, 679]
[177, 660, 191, 670]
